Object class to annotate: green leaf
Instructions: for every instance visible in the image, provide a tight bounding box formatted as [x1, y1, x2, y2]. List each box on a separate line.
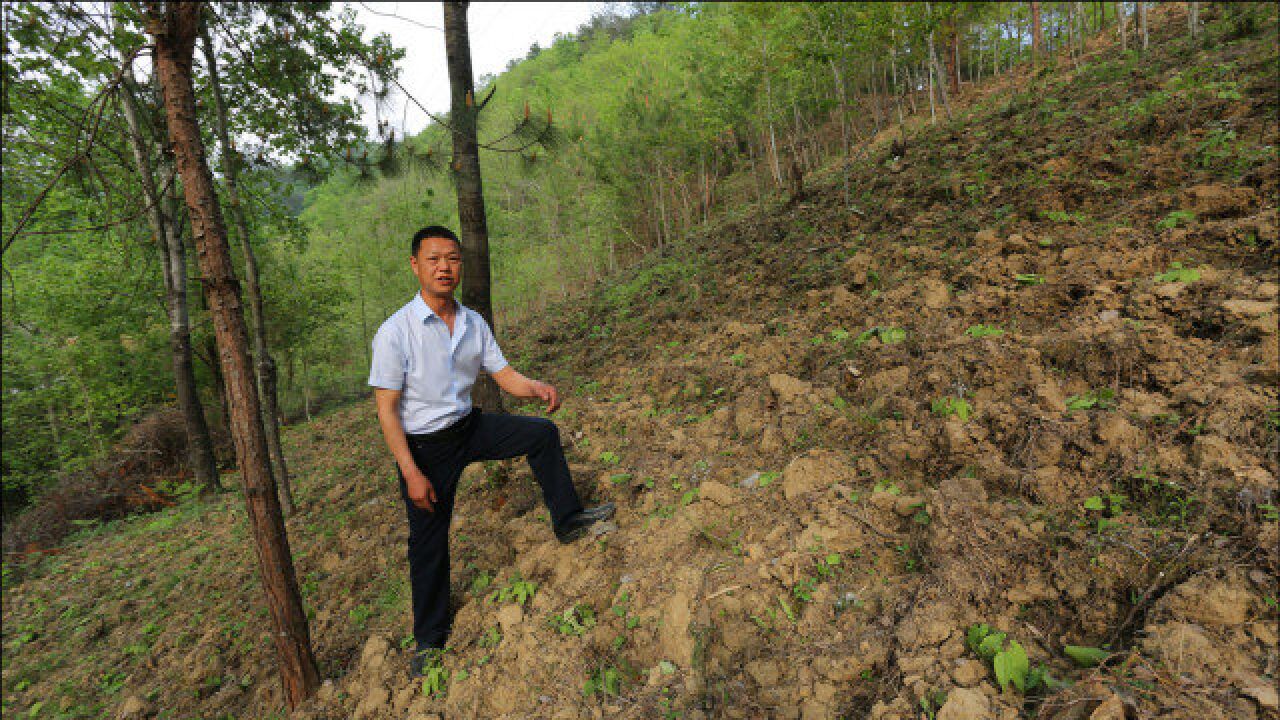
[977, 631, 1006, 659]
[1063, 645, 1111, 667]
[993, 640, 1029, 692]
[1083, 496, 1105, 511]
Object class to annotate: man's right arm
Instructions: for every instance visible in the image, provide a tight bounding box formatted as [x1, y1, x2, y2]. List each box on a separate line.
[374, 388, 438, 512]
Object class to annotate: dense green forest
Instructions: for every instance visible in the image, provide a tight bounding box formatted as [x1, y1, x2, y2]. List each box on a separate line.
[3, 1, 1144, 515]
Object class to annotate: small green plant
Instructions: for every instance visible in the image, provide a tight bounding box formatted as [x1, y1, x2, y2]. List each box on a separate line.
[853, 326, 907, 348]
[1259, 504, 1279, 522]
[792, 577, 818, 603]
[931, 396, 973, 422]
[348, 604, 374, 629]
[757, 471, 780, 488]
[421, 663, 450, 698]
[967, 625, 1055, 694]
[829, 328, 851, 342]
[1156, 209, 1196, 230]
[1014, 273, 1045, 285]
[583, 666, 622, 698]
[479, 626, 502, 648]
[1153, 262, 1200, 283]
[1066, 388, 1115, 412]
[548, 604, 597, 636]
[1195, 126, 1237, 169]
[729, 352, 745, 367]
[599, 451, 620, 465]
[488, 574, 538, 606]
[1083, 492, 1127, 532]
[965, 324, 1005, 338]
[469, 570, 493, 596]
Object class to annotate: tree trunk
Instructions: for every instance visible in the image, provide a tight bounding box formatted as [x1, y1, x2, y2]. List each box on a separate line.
[200, 29, 294, 516]
[1188, 2, 1199, 39]
[944, 17, 961, 94]
[928, 23, 953, 120]
[1118, 1, 1128, 51]
[118, 67, 221, 494]
[1031, 1, 1044, 59]
[1139, 2, 1149, 50]
[442, 1, 503, 414]
[145, 2, 319, 707]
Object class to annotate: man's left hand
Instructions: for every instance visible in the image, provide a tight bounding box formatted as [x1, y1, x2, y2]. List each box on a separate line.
[531, 380, 560, 414]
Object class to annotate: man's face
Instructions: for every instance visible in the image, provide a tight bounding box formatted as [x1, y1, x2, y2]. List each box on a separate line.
[410, 236, 463, 297]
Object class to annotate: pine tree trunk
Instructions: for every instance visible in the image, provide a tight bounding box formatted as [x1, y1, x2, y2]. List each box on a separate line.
[442, 1, 503, 414]
[118, 69, 221, 494]
[200, 29, 294, 515]
[144, 2, 318, 707]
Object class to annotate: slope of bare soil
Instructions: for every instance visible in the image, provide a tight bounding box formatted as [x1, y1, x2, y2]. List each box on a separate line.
[3, 5, 1276, 720]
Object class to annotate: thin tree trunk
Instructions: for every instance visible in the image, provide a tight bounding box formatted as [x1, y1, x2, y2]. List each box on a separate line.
[761, 35, 782, 188]
[1139, 2, 1149, 50]
[1031, 1, 1044, 60]
[1188, 2, 1199, 39]
[144, 2, 318, 707]
[442, 2, 504, 414]
[927, 17, 953, 120]
[200, 29, 294, 515]
[1119, 1, 1128, 51]
[118, 67, 220, 494]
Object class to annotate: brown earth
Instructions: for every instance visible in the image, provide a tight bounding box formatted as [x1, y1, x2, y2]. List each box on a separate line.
[2, 4, 1277, 720]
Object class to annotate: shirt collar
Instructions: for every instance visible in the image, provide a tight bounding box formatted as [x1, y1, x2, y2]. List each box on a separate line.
[409, 292, 467, 325]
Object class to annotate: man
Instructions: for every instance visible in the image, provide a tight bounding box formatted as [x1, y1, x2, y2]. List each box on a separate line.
[368, 225, 615, 676]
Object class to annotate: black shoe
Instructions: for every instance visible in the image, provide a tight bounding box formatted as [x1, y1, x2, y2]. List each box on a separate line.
[410, 646, 444, 678]
[554, 502, 616, 544]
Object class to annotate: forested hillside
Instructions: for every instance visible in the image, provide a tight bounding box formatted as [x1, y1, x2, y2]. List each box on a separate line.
[3, 2, 1278, 720]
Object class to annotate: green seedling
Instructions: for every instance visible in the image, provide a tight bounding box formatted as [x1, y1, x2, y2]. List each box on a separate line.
[548, 604, 597, 636]
[488, 574, 537, 606]
[931, 396, 973, 422]
[1153, 262, 1200, 283]
[967, 625, 1055, 694]
[422, 664, 449, 698]
[830, 328, 851, 342]
[758, 471, 780, 488]
[1014, 273, 1045, 285]
[609, 473, 633, 485]
[583, 666, 622, 698]
[793, 577, 818, 603]
[965, 324, 1005, 338]
[1156, 209, 1196, 230]
[1066, 388, 1115, 412]
[599, 451, 620, 465]
[729, 352, 745, 367]
[853, 326, 907, 348]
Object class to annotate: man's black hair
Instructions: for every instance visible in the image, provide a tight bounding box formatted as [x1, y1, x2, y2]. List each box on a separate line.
[412, 226, 461, 256]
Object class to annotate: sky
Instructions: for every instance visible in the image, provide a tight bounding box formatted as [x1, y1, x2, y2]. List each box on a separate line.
[349, 2, 607, 138]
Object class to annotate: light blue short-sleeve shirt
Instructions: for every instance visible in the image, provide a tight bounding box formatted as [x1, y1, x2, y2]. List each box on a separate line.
[368, 293, 509, 434]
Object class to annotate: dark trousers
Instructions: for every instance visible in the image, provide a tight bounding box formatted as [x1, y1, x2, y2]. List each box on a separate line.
[397, 409, 583, 649]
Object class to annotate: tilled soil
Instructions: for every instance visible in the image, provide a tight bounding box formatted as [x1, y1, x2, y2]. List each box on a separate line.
[2, 5, 1276, 720]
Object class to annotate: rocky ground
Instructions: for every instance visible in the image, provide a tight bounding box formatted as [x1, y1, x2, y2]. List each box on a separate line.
[2, 5, 1276, 720]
